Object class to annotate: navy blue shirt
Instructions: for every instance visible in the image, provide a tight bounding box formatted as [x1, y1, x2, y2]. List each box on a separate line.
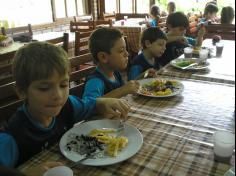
[2, 95, 96, 167]
[83, 67, 124, 100]
[157, 41, 189, 66]
[128, 53, 161, 80]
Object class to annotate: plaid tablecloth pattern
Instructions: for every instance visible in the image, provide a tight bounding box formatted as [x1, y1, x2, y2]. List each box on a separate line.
[18, 78, 235, 176]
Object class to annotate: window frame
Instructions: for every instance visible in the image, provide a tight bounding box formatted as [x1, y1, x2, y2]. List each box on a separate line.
[101, 0, 155, 19]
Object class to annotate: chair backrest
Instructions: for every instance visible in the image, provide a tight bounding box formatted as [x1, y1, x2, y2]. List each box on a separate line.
[115, 13, 148, 21]
[69, 53, 95, 97]
[101, 12, 116, 21]
[93, 20, 113, 28]
[46, 32, 69, 53]
[70, 21, 94, 33]
[205, 24, 235, 40]
[0, 63, 14, 86]
[0, 50, 16, 64]
[1, 24, 33, 37]
[74, 30, 94, 56]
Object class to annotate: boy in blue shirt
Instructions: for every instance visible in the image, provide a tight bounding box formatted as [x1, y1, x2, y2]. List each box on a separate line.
[83, 28, 140, 100]
[158, 12, 206, 66]
[1, 42, 130, 168]
[128, 27, 167, 80]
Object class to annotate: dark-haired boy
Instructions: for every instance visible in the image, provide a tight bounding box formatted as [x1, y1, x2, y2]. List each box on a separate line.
[82, 28, 140, 100]
[128, 27, 167, 80]
[158, 12, 206, 66]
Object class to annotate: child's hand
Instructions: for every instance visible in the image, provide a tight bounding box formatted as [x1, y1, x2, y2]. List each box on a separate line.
[123, 80, 140, 95]
[177, 36, 188, 44]
[23, 162, 63, 176]
[96, 98, 130, 120]
[144, 68, 157, 78]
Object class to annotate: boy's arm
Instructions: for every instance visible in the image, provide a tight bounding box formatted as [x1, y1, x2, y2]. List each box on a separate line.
[0, 133, 19, 168]
[196, 25, 206, 47]
[128, 65, 143, 81]
[102, 80, 140, 98]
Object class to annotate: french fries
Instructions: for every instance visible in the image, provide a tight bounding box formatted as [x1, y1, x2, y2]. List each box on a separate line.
[89, 128, 128, 157]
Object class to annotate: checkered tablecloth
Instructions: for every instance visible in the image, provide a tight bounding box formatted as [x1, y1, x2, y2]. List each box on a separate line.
[157, 39, 235, 84]
[18, 77, 235, 176]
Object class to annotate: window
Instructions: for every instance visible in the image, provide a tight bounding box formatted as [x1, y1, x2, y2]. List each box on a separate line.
[67, 0, 77, 17]
[77, 0, 86, 15]
[137, 0, 150, 13]
[105, 0, 117, 13]
[120, 0, 133, 13]
[55, 0, 66, 18]
[0, 0, 52, 27]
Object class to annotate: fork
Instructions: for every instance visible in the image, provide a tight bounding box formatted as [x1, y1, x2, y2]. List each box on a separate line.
[116, 120, 125, 135]
[69, 153, 97, 168]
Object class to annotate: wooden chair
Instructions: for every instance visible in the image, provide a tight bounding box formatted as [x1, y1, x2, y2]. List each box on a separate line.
[93, 19, 113, 28]
[74, 30, 94, 56]
[101, 12, 116, 21]
[46, 32, 69, 53]
[205, 24, 235, 40]
[70, 21, 94, 33]
[0, 63, 14, 86]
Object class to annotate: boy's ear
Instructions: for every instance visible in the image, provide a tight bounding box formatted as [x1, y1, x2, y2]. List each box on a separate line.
[15, 87, 26, 99]
[144, 40, 152, 48]
[97, 51, 109, 64]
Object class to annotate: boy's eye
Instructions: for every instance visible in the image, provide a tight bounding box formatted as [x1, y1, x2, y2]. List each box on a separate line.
[60, 83, 69, 88]
[38, 87, 49, 91]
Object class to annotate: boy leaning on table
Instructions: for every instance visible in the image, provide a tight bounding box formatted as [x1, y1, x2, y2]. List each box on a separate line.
[82, 27, 140, 101]
[127, 27, 167, 80]
[157, 11, 206, 66]
[0, 42, 130, 174]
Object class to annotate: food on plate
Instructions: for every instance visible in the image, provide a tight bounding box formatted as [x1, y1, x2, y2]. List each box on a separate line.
[139, 79, 179, 96]
[175, 60, 195, 67]
[66, 134, 105, 158]
[89, 128, 128, 157]
[65, 128, 128, 158]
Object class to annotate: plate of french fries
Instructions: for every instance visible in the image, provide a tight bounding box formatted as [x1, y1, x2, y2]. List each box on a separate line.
[59, 119, 143, 166]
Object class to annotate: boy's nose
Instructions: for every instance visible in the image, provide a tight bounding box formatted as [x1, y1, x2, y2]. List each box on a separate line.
[52, 87, 63, 99]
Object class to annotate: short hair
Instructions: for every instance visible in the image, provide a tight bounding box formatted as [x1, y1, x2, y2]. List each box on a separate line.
[204, 4, 218, 17]
[221, 6, 235, 24]
[12, 42, 69, 92]
[140, 27, 167, 49]
[150, 5, 160, 17]
[166, 12, 189, 28]
[167, 2, 176, 13]
[89, 27, 123, 63]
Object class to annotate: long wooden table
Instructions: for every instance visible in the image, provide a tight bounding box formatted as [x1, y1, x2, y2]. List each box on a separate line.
[18, 76, 235, 176]
[157, 39, 235, 84]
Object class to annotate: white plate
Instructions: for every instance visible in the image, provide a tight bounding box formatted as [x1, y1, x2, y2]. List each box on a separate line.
[170, 58, 209, 70]
[59, 119, 143, 166]
[137, 78, 184, 98]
